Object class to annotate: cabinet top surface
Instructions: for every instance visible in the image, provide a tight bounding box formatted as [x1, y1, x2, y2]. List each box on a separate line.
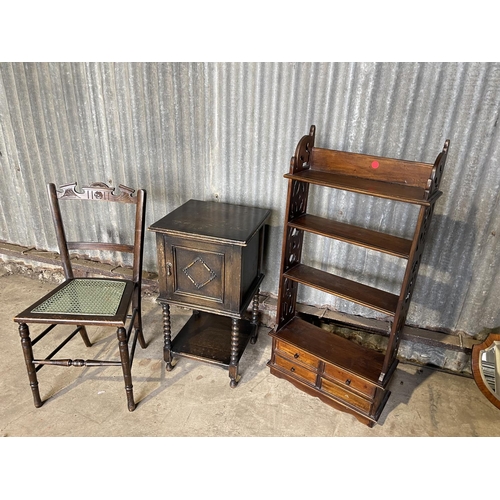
[149, 199, 270, 244]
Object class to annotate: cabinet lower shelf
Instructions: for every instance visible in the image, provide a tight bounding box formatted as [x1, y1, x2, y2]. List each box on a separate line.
[171, 311, 256, 367]
[268, 316, 397, 426]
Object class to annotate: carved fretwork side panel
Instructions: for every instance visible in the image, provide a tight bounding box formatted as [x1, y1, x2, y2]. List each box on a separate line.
[284, 226, 303, 272]
[277, 123, 314, 325]
[289, 180, 309, 220]
[277, 277, 299, 330]
[384, 139, 449, 376]
[276, 177, 310, 330]
[382, 203, 436, 378]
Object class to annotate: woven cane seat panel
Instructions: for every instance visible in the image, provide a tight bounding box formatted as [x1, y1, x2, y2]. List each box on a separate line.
[31, 279, 127, 316]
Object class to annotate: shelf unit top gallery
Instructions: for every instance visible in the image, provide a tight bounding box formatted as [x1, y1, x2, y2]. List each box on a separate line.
[285, 146, 444, 205]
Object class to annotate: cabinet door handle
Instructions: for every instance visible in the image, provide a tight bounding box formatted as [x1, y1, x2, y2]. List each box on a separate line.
[166, 263, 172, 276]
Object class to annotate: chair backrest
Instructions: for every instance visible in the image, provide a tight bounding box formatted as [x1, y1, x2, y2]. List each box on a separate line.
[47, 182, 146, 284]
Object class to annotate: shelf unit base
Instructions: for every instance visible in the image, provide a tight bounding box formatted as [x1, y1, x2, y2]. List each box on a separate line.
[170, 311, 257, 368]
[268, 316, 397, 426]
[268, 363, 391, 427]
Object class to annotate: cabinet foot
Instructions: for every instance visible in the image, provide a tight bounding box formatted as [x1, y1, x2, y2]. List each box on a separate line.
[229, 372, 241, 388]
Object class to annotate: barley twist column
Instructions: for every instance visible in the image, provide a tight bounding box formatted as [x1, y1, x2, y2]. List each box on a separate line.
[229, 318, 240, 388]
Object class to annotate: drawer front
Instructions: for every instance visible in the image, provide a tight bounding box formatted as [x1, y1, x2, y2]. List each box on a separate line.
[275, 340, 320, 369]
[321, 378, 372, 412]
[173, 246, 224, 303]
[323, 363, 376, 398]
[275, 355, 317, 385]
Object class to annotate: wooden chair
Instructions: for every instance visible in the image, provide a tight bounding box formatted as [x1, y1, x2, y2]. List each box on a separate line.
[13, 182, 147, 411]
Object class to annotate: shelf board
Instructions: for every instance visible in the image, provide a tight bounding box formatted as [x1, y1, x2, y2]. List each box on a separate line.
[284, 264, 399, 316]
[272, 316, 386, 384]
[171, 312, 255, 367]
[284, 169, 439, 205]
[289, 214, 412, 259]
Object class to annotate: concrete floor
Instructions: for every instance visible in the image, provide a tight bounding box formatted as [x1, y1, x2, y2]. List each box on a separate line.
[1, 265, 499, 438]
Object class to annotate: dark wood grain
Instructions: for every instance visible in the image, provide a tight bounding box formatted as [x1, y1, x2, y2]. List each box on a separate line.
[289, 214, 413, 258]
[149, 199, 270, 245]
[284, 263, 399, 316]
[271, 317, 386, 384]
[284, 169, 437, 205]
[310, 147, 433, 187]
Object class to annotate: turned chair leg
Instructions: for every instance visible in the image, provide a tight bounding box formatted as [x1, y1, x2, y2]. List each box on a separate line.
[137, 330, 147, 349]
[132, 287, 147, 349]
[78, 325, 92, 347]
[117, 326, 136, 411]
[18, 323, 43, 408]
[134, 309, 147, 349]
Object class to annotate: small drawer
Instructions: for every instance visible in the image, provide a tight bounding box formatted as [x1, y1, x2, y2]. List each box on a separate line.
[321, 378, 372, 413]
[275, 340, 320, 369]
[275, 355, 317, 385]
[323, 363, 376, 398]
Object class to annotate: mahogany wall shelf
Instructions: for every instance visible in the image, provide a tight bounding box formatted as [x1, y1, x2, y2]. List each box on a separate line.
[268, 125, 450, 427]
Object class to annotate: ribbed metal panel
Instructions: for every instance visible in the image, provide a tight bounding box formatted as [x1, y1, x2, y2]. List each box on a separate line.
[1, 62, 499, 336]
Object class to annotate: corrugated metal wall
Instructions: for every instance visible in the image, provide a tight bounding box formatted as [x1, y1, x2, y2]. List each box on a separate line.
[1, 62, 499, 336]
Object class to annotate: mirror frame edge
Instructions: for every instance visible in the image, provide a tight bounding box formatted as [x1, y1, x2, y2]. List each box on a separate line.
[472, 333, 500, 411]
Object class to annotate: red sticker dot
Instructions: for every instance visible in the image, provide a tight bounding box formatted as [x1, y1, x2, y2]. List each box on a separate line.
[371, 161, 379, 169]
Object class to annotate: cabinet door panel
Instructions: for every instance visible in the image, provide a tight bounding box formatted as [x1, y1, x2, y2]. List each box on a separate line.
[173, 246, 225, 303]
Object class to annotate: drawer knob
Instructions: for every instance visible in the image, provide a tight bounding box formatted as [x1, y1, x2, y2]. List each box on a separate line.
[294, 353, 299, 359]
[345, 379, 351, 386]
[290, 367, 295, 372]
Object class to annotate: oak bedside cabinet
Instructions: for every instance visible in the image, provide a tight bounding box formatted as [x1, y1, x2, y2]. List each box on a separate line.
[149, 199, 270, 388]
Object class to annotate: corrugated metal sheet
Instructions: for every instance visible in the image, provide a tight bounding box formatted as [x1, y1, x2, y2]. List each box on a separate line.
[1, 62, 499, 336]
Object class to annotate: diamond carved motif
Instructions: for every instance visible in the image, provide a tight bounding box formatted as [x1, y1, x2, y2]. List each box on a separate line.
[182, 256, 217, 289]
